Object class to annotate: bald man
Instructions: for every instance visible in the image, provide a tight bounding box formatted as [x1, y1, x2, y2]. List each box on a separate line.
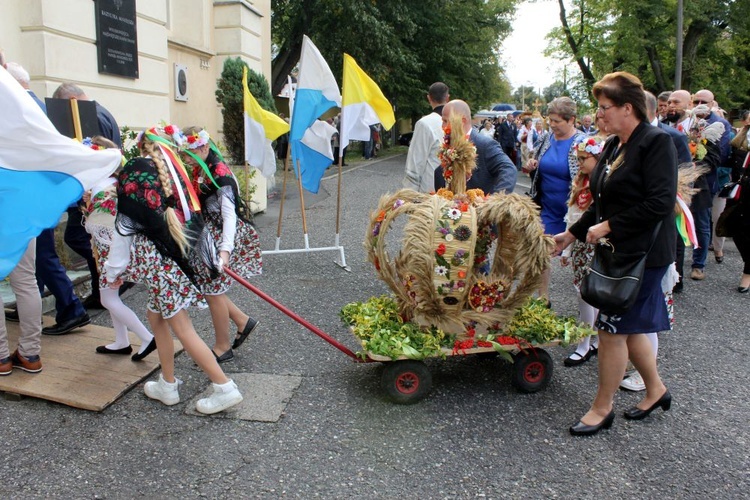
[665, 90, 692, 132]
[692, 89, 731, 168]
[434, 100, 517, 194]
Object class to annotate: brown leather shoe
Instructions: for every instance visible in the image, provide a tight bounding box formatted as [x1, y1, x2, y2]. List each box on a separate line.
[0, 357, 12, 376]
[11, 350, 42, 373]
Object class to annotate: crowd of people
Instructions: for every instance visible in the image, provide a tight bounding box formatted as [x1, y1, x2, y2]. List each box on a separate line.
[2, 42, 748, 427]
[403, 73, 749, 436]
[0, 53, 261, 415]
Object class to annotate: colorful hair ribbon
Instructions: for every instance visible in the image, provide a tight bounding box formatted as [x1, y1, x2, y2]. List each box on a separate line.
[144, 129, 201, 213]
[181, 149, 221, 190]
[675, 193, 698, 248]
[208, 139, 225, 164]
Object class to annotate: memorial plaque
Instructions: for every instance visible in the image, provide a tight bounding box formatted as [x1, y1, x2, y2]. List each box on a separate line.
[94, 0, 139, 78]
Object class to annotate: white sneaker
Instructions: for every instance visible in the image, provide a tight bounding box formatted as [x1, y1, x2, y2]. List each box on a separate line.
[620, 371, 646, 392]
[144, 374, 182, 405]
[195, 379, 243, 415]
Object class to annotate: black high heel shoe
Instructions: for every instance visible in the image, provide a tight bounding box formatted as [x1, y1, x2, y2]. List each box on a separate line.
[569, 411, 615, 436]
[623, 389, 671, 420]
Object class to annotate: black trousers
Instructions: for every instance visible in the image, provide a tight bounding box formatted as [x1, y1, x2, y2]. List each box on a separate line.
[64, 207, 100, 300]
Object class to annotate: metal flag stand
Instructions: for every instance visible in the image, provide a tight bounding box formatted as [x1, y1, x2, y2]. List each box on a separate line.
[261, 78, 349, 271]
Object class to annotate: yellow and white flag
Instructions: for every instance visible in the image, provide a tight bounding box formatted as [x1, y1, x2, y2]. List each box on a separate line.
[243, 67, 290, 178]
[339, 54, 396, 150]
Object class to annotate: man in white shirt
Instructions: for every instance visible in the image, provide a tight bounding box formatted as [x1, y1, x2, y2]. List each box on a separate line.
[403, 82, 449, 192]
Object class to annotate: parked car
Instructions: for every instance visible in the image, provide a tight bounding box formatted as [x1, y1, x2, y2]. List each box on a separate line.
[398, 132, 413, 146]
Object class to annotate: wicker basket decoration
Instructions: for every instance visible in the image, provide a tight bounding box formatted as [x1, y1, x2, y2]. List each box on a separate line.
[366, 113, 554, 340]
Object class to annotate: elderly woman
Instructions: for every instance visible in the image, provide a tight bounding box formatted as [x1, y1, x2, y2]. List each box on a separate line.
[525, 97, 587, 301]
[553, 72, 676, 436]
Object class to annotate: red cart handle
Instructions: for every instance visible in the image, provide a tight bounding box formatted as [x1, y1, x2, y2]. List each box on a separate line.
[224, 267, 370, 362]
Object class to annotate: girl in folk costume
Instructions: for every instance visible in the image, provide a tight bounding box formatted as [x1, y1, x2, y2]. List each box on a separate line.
[180, 126, 262, 363]
[82, 136, 156, 361]
[560, 136, 604, 367]
[104, 127, 243, 414]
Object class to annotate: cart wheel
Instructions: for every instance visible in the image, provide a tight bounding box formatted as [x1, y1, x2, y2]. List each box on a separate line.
[381, 360, 432, 404]
[511, 349, 553, 393]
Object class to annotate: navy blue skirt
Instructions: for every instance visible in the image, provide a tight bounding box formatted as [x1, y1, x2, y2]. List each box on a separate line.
[596, 265, 670, 334]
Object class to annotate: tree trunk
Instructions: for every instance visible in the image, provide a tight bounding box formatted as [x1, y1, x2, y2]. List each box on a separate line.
[681, 21, 707, 90]
[272, 42, 303, 96]
[645, 46, 667, 91]
[558, 0, 597, 89]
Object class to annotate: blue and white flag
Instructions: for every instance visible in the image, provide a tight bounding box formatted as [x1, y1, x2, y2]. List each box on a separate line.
[0, 66, 121, 278]
[290, 35, 342, 193]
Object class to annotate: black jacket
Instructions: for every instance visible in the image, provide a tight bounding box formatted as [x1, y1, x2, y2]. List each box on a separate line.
[570, 121, 677, 268]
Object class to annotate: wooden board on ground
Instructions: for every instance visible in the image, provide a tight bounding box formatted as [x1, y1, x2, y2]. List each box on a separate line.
[0, 316, 182, 412]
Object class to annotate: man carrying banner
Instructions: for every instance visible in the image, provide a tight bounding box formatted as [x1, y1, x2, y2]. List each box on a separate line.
[0, 66, 120, 365]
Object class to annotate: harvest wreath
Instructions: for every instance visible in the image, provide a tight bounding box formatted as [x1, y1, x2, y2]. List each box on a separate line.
[352, 111, 593, 360]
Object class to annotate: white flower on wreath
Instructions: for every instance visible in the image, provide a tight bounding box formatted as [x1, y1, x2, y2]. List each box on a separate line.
[435, 265, 448, 276]
[447, 208, 462, 220]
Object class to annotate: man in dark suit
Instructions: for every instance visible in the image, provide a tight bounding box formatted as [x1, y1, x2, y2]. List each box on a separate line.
[645, 92, 691, 164]
[497, 114, 518, 167]
[434, 99, 517, 194]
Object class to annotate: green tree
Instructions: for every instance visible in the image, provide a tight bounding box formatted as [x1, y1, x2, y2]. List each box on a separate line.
[215, 57, 277, 165]
[271, 0, 518, 122]
[543, 0, 750, 109]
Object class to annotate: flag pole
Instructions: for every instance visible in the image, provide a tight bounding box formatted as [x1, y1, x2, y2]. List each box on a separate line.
[334, 123, 346, 268]
[294, 157, 310, 249]
[275, 141, 292, 251]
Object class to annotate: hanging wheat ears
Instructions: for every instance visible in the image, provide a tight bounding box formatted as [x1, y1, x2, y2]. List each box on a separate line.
[365, 112, 554, 339]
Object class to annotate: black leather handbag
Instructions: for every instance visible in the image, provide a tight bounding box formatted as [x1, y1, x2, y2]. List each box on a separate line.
[580, 168, 661, 314]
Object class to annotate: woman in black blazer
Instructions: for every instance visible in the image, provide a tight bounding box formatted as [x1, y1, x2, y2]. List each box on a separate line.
[554, 72, 676, 436]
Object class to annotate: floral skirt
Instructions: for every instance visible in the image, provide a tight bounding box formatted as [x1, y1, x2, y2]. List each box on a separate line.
[127, 235, 206, 318]
[571, 240, 595, 291]
[195, 218, 262, 296]
[91, 226, 137, 288]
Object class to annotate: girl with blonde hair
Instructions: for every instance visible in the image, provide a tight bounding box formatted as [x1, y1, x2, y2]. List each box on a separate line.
[104, 127, 243, 414]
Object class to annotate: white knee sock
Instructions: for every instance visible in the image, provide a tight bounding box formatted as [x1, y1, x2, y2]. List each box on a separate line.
[645, 332, 658, 358]
[101, 288, 154, 352]
[574, 295, 599, 355]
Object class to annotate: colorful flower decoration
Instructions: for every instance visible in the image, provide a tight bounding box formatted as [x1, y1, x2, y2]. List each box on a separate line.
[469, 281, 505, 312]
[184, 129, 210, 149]
[447, 208, 462, 220]
[82, 137, 105, 151]
[454, 225, 472, 241]
[576, 136, 604, 156]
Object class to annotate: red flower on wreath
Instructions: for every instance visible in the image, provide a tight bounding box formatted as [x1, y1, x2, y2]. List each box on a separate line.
[144, 188, 162, 209]
[214, 163, 230, 177]
[187, 135, 197, 144]
[436, 243, 446, 256]
[164, 125, 175, 135]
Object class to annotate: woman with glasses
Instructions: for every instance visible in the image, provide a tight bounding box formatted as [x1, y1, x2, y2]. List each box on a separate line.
[524, 97, 587, 303]
[553, 72, 677, 436]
